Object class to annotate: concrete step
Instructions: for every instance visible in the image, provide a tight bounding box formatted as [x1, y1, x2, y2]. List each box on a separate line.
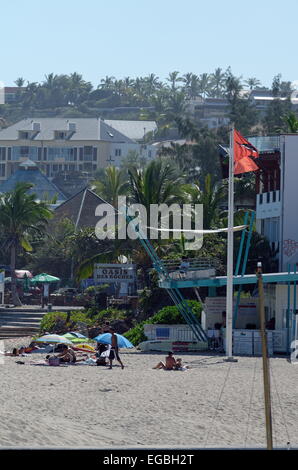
[0, 327, 40, 340]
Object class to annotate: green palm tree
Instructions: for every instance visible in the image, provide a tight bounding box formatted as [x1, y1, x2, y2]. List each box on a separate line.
[244, 77, 261, 90]
[210, 68, 225, 98]
[166, 71, 182, 91]
[93, 166, 128, 208]
[0, 183, 52, 305]
[198, 73, 211, 98]
[128, 159, 184, 210]
[99, 75, 116, 90]
[14, 77, 25, 88]
[283, 112, 298, 133]
[184, 174, 227, 229]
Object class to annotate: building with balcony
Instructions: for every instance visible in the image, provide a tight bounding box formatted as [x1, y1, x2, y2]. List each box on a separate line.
[250, 134, 298, 271]
[0, 118, 157, 183]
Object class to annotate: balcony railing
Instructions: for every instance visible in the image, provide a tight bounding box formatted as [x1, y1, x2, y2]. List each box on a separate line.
[257, 190, 280, 205]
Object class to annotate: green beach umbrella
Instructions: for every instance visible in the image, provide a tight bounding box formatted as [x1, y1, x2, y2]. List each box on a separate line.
[31, 273, 60, 283]
[62, 333, 95, 344]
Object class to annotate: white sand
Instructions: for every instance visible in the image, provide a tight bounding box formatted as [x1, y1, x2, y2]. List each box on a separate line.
[0, 337, 298, 449]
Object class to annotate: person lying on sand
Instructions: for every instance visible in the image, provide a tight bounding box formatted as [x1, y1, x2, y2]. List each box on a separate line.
[2, 342, 39, 356]
[153, 351, 177, 370]
[56, 345, 77, 363]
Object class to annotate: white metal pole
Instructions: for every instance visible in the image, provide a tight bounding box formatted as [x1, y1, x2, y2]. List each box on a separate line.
[225, 124, 235, 360]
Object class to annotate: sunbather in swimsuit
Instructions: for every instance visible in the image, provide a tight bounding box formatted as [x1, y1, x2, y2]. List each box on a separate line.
[153, 351, 177, 370]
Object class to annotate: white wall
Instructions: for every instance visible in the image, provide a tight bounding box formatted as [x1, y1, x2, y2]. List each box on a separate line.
[266, 284, 298, 330]
[108, 142, 157, 167]
[280, 135, 298, 270]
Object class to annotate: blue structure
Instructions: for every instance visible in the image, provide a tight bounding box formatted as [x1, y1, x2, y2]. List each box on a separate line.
[0, 159, 66, 203]
[129, 209, 298, 354]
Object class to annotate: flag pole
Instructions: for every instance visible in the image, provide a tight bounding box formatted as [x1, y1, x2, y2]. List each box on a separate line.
[225, 123, 237, 362]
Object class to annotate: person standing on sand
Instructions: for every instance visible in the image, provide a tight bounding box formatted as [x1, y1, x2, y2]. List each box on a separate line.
[109, 328, 124, 369]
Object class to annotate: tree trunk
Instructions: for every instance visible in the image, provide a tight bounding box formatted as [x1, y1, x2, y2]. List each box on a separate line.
[10, 243, 22, 306]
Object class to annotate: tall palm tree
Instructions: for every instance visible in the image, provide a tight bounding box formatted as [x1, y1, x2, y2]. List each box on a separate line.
[68, 72, 92, 105]
[144, 73, 161, 96]
[210, 68, 225, 98]
[0, 183, 52, 305]
[182, 73, 200, 99]
[166, 71, 182, 91]
[14, 77, 25, 88]
[99, 76, 116, 90]
[244, 77, 261, 90]
[93, 166, 128, 208]
[198, 73, 211, 98]
[128, 159, 184, 210]
[283, 112, 298, 133]
[184, 174, 227, 229]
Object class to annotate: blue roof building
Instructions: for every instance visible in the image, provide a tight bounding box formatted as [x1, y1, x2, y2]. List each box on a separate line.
[0, 159, 66, 203]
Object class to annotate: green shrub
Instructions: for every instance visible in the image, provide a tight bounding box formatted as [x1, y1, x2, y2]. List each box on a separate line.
[124, 321, 147, 346]
[91, 308, 128, 323]
[150, 301, 201, 325]
[40, 310, 93, 333]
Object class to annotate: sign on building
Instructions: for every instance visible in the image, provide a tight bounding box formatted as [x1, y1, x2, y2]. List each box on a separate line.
[204, 296, 258, 329]
[93, 263, 136, 296]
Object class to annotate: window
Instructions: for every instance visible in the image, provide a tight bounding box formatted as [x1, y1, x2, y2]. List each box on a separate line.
[43, 148, 47, 161]
[0, 164, 5, 177]
[156, 328, 170, 339]
[79, 148, 83, 161]
[115, 148, 121, 157]
[12, 147, 38, 160]
[259, 194, 263, 205]
[84, 146, 93, 161]
[19, 131, 30, 139]
[37, 148, 42, 161]
[47, 147, 76, 161]
[0, 147, 6, 161]
[93, 147, 97, 161]
[7, 148, 11, 160]
[55, 131, 66, 140]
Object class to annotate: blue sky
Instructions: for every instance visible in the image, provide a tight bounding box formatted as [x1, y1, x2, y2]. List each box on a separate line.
[1, 0, 297, 88]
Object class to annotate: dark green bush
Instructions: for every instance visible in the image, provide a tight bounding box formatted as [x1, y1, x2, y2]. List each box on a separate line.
[40, 310, 93, 333]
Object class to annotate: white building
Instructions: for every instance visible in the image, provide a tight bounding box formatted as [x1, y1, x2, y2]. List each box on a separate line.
[251, 134, 298, 271]
[0, 118, 157, 182]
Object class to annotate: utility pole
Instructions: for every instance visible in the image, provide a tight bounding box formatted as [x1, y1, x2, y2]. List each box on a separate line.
[256, 261, 273, 450]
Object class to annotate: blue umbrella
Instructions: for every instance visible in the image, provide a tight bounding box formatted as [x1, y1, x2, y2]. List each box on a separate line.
[94, 333, 134, 349]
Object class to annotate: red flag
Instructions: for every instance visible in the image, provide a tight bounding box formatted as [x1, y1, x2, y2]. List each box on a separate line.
[234, 129, 259, 175]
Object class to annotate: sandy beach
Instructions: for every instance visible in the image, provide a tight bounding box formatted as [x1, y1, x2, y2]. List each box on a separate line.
[0, 337, 297, 449]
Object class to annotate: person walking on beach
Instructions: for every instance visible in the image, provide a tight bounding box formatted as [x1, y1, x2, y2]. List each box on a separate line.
[153, 351, 177, 370]
[42, 283, 49, 308]
[109, 328, 124, 369]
